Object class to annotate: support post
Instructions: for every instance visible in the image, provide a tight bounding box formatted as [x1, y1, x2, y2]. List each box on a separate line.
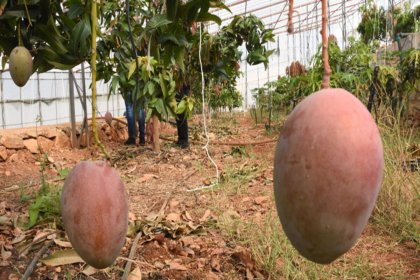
[152, 114, 160, 152]
[37, 72, 43, 125]
[0, 72, 5, 129]
[68, 70, 79, 148]
[81, 63, 89, 147]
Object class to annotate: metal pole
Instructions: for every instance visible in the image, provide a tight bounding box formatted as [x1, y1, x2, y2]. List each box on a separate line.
[81, 63, 89, 147]
[37, 72, 43, 125]
[277, 35, 280, 78]
[54, 72, 58, 124]
[342, 0, 346, 49]
[20, 87, 23, 128]
[244, 0, 248, 110]
[0, 72, 5, 129]
[68, 70, 79, 148]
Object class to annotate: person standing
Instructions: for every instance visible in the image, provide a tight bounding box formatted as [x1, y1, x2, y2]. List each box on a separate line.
[176, 83, 189, 148]
[124, 93, 146, 146]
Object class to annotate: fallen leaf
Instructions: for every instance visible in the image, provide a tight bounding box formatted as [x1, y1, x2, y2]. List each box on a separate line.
[241, 197, 251, 203]
[232, 249, 255, 270]
[199, 210, 212, 222]
[41, 249, 84, 266]
[254, 196, 268, 205]
[169, 199, 180, 211]
[128, 212, 136, 221]
[138, 174, 159, 183]
[1, 245, 11, 261]
[82, 265, 98, 276]
[169, 261, 188, 271]
[7, 273, 18, 280]
[206, 271, 220, 280]
[10, 235, 26, 245]
[127, 267, 142, 280]
[13, 227, 22, 236]
[54, 239, 73, 248]
[154, 261, 165, 269]
[182, 211, 193, 221]
[180, 236, 195, 247]
[0, 216, 11, 226]
[184, 247, 195, 257]
[246, 268, 254, 280]
[166, 213, 181, 222]
[210, 256, 221, 272]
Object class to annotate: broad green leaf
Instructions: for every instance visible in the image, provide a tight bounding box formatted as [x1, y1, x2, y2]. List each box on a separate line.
[197, 13, 222, 25]
[176, 99, 186, 114]
[146, 15, 172, 32]
[128, 61, 137, 80]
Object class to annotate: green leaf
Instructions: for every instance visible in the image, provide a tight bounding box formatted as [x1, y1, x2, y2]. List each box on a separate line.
[176, 99, 186, 114]
[147, 81, 156, 95]
[128, 61, 137, 80]
[41, 249, 84, 266]
[159, 73, 168, 97]
[69, 16, 91, 57]
[34, 16, 69, 55]
[146, 15, 172, 32]
[197, 13, 222, 25]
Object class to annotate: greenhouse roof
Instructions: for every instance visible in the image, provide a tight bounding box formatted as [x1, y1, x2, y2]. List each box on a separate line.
[208, 0, 366, 35]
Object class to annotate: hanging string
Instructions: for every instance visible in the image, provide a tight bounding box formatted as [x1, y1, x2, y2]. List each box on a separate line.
[190, 23, 220, 191]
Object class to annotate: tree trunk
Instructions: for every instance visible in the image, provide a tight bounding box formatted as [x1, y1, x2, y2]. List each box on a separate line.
[152, 114, 160, 152]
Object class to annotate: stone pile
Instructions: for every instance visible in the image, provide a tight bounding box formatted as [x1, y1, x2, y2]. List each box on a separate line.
[0, 127, 71, 162]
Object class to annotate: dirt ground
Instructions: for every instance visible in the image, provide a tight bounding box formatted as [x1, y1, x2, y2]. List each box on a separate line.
[0, 113, 418, 279]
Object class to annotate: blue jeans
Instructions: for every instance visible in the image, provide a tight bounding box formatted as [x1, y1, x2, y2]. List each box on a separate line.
[125, 99, 145, 141]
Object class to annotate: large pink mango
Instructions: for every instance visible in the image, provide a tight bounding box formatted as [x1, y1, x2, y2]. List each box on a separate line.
[61, 161, 128, 269]
[274, 88, 384, 264]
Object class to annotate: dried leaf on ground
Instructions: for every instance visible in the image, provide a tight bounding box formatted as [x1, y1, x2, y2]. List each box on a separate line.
[168, 261, 188, 271]
[41, 249, 84, 266]
[138, 174, 159, 183]
[127, 267, 142, 280]
[182, 211, 193, 221]
[199, 210, 212, 222]
[166, 213, 181, 222]
[254, 196, 268, 205]
[210, 256, 221, 272]
[10, 234, 26, 245]
[82, 265, 110, 276]
[1, 245, 12, 261]
[53, 239, 72, 248]
[232, 248, 255, 270]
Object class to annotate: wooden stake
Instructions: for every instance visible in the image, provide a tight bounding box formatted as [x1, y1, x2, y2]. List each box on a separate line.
[321, 0, 332, 89]
[287, 0, 294, 33]
[152, 114, 160, 152]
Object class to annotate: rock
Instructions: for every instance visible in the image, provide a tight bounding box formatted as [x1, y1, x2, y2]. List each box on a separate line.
[39, 128, 57, 139]
[23, 139, 39, 154]
[5, 171, 11, 176]
[105, 126, 112, 136]
[0, 146, 7, 161]
[0, 135, 24, 149]
[254, 196, 269, 205]
[7, 153, 19, 162]
[37, 136, 54, 153]
[55, 130, 71, 149]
